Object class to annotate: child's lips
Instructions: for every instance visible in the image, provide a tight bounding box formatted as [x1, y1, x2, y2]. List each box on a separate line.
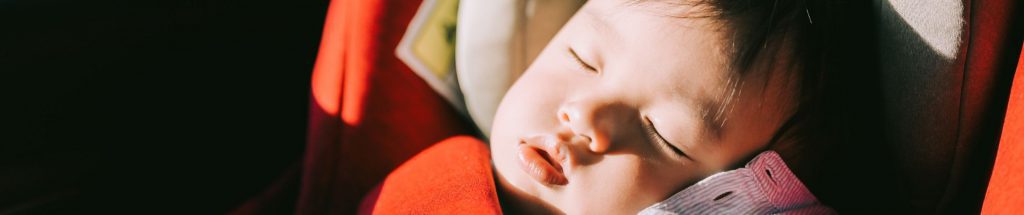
[516, 135, 568, 186]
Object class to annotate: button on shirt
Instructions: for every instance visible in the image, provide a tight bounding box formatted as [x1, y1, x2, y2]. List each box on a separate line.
[639, 151, 835, 215]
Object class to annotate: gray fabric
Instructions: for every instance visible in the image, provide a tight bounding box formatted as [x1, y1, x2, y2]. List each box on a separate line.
[875, 0, 965, 212]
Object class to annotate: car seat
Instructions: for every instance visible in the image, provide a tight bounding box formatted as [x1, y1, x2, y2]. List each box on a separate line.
[230, 0, 1023, 214]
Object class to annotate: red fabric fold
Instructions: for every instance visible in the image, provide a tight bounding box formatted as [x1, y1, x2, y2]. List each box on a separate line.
[982, 46, 1024, 214]
[358, 136, 502, 214]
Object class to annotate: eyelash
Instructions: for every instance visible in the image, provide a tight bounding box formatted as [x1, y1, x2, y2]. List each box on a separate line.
[644, 116, 687, 158]
[568, 48, 598, 73]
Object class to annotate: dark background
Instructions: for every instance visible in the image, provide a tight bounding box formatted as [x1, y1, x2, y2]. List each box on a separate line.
[2, 0, 328, 213]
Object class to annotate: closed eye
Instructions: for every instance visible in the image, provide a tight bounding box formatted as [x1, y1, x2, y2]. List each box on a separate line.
[644, 116, 690, 160]
[568, 47, 598, 73]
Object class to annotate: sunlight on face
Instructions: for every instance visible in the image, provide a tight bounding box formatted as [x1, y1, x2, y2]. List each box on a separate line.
[488, 0, 801, 214]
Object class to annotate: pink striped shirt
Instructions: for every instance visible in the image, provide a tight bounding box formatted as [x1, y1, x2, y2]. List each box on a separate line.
[639, 151, 835, 215]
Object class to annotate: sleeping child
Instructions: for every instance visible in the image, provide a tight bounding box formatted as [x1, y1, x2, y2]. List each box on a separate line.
[485, 0, 833, 213]
[365, 0, 836, 213]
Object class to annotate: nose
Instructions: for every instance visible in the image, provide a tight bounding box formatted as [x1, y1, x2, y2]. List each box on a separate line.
[557, 99, 631, 154]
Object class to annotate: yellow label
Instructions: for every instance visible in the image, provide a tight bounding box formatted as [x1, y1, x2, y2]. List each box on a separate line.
[411, 0, 459, 79]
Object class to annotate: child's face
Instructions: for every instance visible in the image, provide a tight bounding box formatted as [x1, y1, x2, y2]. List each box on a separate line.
[489, 0, 799, 214]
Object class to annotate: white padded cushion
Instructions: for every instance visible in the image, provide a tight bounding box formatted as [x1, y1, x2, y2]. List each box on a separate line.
[455, 0, 584, 136]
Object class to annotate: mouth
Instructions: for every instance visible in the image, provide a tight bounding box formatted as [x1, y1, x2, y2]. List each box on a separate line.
[516, 135, 568, 186]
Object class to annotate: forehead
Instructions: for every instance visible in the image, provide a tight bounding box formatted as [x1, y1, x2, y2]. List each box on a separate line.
[579, 0, 730, 79]
[574, 0, 735, 135]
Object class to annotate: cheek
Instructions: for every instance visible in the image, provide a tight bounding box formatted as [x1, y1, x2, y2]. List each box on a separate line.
[490, 65, 569, 141]
[487, 18, 586, 144]
[565, 155, 683, 213]
[488, 55, 576, 196]
[489, 47, 582, 143]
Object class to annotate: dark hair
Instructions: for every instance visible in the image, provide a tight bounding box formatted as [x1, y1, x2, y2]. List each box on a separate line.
[703, 0, 831, 187]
